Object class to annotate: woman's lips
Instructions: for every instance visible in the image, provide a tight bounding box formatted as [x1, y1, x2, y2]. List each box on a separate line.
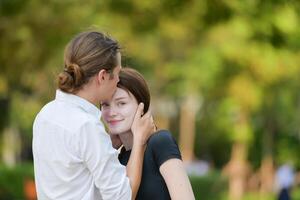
[108, 120, 122, 126]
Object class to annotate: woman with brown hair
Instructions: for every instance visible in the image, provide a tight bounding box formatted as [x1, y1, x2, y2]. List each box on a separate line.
[101, 68, 195, 200]
[32, 31, 155, 200]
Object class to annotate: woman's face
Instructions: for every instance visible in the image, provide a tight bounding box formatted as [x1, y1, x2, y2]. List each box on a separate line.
[101, 87, 139, 135]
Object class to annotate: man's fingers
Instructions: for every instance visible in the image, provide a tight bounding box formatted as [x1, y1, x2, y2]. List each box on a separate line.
[142, 110, 151, 119]
[134, 103, 144, 121]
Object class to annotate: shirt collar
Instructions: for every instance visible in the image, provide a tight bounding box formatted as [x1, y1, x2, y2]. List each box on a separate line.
[55, 90, 101, 119]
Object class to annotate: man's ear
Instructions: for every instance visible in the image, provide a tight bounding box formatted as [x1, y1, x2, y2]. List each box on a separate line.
[97, 69, 107, 85]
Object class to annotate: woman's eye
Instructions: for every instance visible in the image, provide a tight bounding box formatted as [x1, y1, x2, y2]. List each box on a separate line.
[118, 102, 126, 106]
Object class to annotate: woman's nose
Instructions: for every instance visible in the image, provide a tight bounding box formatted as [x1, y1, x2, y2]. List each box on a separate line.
[108, 106, 117, 116]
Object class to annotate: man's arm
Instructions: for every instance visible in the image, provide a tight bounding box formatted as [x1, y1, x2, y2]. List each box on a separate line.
[80, 121, 132, 200]
[126, 103, 155, 200]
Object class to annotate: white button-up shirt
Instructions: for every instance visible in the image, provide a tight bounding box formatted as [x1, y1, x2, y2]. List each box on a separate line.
[32, 90, 131, 200]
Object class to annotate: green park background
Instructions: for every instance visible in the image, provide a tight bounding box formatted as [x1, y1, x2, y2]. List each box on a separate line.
[1, 0, 300, 199]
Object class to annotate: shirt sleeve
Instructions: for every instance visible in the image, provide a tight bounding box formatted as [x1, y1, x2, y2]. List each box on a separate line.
[149, 130, 182, 167]
[79, 120, 131, 200]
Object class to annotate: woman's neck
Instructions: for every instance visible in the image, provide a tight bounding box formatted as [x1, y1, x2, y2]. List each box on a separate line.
[119, 131, 133, 151]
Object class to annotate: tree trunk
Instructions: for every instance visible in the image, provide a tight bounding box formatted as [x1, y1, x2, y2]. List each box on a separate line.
[224, 142, 249, 200]
[179, 95, 200, 162]
[260, 155, 274, 194]
[152, 97, 177, 130]
[260, 119, 275, 194]
[1, 127, 21, 167]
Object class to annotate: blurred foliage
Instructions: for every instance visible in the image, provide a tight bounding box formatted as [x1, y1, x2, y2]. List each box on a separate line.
[0, 164, 289, 200]
[190, 171, 228, 200]
[1, 0, 300, 173]
[0, 163, 34, 200]
[0, 164, 227, 200]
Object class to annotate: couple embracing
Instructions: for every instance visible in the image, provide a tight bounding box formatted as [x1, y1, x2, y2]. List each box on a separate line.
[33, 31, 195, 200]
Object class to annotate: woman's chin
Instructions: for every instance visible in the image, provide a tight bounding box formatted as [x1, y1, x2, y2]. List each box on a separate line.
[109, 131, 120, 135]
[109, 128, 131, 135]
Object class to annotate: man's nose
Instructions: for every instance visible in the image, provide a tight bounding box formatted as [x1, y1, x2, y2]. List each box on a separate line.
[116, 74, 120, 83]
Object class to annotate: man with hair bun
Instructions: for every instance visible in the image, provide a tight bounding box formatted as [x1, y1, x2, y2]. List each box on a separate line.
[32, 31, 155, 200]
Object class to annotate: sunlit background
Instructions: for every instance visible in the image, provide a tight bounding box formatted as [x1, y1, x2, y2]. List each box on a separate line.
[1, 0, 300, 199]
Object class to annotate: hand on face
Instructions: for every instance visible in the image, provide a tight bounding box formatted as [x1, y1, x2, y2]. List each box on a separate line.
[101, 88, 138, 135]
[131, 103, 156, 146]
[101, 87, 155, 146]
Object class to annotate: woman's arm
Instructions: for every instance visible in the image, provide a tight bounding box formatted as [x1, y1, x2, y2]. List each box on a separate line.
[160, 158, 195, 200]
